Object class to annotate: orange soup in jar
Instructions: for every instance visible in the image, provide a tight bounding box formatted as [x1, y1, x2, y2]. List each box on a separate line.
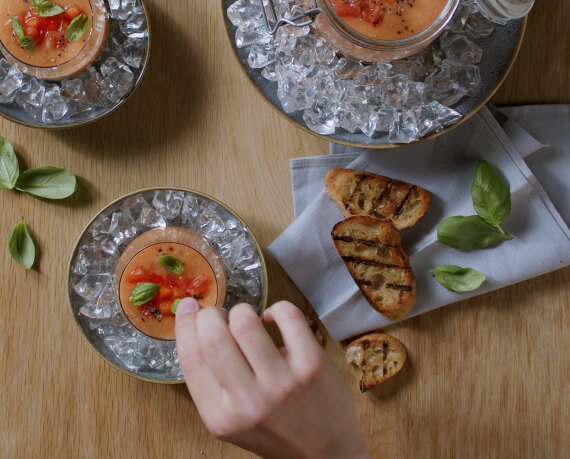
[115, 227, 227, 341]
[0, 0, 108, 79]
[307, 0, 459, 62]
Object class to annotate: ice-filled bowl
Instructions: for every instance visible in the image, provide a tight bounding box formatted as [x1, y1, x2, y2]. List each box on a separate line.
[67, 188, 268, 383]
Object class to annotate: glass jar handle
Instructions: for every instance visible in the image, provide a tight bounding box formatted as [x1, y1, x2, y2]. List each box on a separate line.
[260, 0, 322, 35]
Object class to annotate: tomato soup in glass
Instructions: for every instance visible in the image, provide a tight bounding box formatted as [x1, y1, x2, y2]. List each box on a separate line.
[329, 0, 448, 40]
[115, 227, 227, 341]
[0, 0, 108, 79]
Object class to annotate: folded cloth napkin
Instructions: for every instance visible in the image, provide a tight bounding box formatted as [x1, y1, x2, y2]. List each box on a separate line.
[269, 106, 570, 341]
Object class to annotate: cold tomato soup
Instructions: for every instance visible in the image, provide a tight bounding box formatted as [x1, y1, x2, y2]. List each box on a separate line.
[115, 228, 227, 341]
[0, 0, 107, 76]
[330, 0, 447, 40]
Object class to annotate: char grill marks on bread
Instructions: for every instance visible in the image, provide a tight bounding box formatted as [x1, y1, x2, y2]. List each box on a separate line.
[325, 168, 431, 230]
[332, 216, 416, 321]
[346, 332, 407, 392]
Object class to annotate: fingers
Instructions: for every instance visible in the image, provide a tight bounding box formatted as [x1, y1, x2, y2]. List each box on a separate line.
[196, 306, 255, 392]
[175, 298, 221, 405]
[228, 303, 290, 385]
[263, 301, 324, 378]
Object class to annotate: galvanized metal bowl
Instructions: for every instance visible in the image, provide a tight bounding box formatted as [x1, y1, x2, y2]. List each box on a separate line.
[221, 0, 526, 148]
[67, 188, 268, 384]
[0, 0, 151, 129]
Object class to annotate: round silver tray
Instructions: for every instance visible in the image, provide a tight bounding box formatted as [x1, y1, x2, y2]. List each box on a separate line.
[221, 0, 525, 148]
[67, 188, 268, 383]
[0, 0, 150, 129]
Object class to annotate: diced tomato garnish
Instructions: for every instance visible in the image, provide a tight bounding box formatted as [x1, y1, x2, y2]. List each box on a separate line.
[171, 286, 186, 299]
[181, 275, 210, 296]
[127, 266, 149, 284]
[44, 31, 59, 48]
[149, 273, 164, 285]
[332, 0, 362, 17]
[331, 0, 384, 25]
[158, 301, 175, 317]
[363, 5, 384, 25]
[23, 26, 40, 39]
[156, 286, 173, 302]
[65, 5, 83, 20]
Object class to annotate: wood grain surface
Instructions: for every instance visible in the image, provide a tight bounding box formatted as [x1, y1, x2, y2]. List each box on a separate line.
[1, 1, 568, 458]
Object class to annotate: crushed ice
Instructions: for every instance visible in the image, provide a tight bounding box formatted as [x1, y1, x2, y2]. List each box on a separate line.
[227, 0, 497, 142]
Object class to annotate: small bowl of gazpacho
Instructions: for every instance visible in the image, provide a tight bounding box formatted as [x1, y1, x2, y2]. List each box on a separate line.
[68, 188, 268, 383]
[0, 0, 108, 80]
[307, 0, 461, 62]
[115, 227, 228, 342]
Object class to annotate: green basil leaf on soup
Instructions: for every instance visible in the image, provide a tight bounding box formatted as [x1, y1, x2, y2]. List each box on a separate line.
[171, 299, 182, 314]
[437, 215, 511, 250]
[9, 219, 36, 269]
[10, 18, 35, 50]
[430, 265, 486, 292]
[32, 0, 64, 17]
[0, 136, 19, 189]
[66, 14, 89, 42]
[471, 160, 511, 229]
[130, 283, 160, 306]
[158, 255, 185, 275]
[15, 167, 77, 199]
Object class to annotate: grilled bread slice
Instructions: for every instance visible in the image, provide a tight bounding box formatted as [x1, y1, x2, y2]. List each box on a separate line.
[325, 168, 431, 229]
[332, 216, 416, 320]
[346, 333, 407, 392]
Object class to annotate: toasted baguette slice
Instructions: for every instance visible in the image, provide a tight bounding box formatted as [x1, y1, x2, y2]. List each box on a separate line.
[325, 168, 431, 230]
[332, 216, 416, 320]
[346, 333, 407, 392]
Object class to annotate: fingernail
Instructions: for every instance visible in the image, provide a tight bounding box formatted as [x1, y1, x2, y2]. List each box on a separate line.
[176, 298, 200, 317]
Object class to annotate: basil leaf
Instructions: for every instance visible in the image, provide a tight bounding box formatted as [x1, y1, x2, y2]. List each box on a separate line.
[32, 0, 64, 17]
[171, 299, 182, 314]
[0, 137, 19, 189]
[430, 265, 486, 292]
[10, 18, 35, 50]
[66, 14, 89, 42]
[15, 167, 77, 199]
[129, 283, 160, 306]
[9, 219, 36, 269]
[471, 160, 511, 228]
[437, 215, 511, 250]
[158, 255, 184, 275]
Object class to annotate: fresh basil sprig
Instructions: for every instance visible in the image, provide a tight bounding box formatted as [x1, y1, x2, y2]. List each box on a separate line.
[15, 167, 77, 199]
[430, 265, 486, 292]
[437, 160, 512, 250]
[66, 14, 89, 42]
[171, 298, 182, 314]
[10, 18, 35, 51]
[31, 0, 64, 17]
[437, 215, 511, 250]
[158, 255, 185, 275]
[471, 160, 511, 235]
[130, 283, 160, 306]
[0, 137, 19, 189]
[9, 219, 36, 269]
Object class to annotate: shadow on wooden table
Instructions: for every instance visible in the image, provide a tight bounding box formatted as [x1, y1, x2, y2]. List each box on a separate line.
[53, 2, 208, 157]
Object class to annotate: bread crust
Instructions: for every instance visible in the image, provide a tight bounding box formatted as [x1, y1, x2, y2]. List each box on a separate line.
[332, 216, 416, 321]
[325, 168, 431, 230]
[346, 332, 407, 392]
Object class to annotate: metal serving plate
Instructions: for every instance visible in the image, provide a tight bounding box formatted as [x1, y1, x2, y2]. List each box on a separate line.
[221, 0, 525, 148]
[0, 0, 151, 129]
[68, 188, 268, 383]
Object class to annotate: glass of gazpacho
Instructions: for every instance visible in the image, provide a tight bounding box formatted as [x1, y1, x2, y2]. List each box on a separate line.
[0, 0, 108, 80]
[114, 227, 228, 341]
[306, 0, 460, 62]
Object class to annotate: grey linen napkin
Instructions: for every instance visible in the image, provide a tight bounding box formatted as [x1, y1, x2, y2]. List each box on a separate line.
[269, 106, 570, 341]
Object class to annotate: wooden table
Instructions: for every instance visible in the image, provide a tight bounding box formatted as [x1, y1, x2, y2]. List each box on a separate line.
[1, 1, 568, 457]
